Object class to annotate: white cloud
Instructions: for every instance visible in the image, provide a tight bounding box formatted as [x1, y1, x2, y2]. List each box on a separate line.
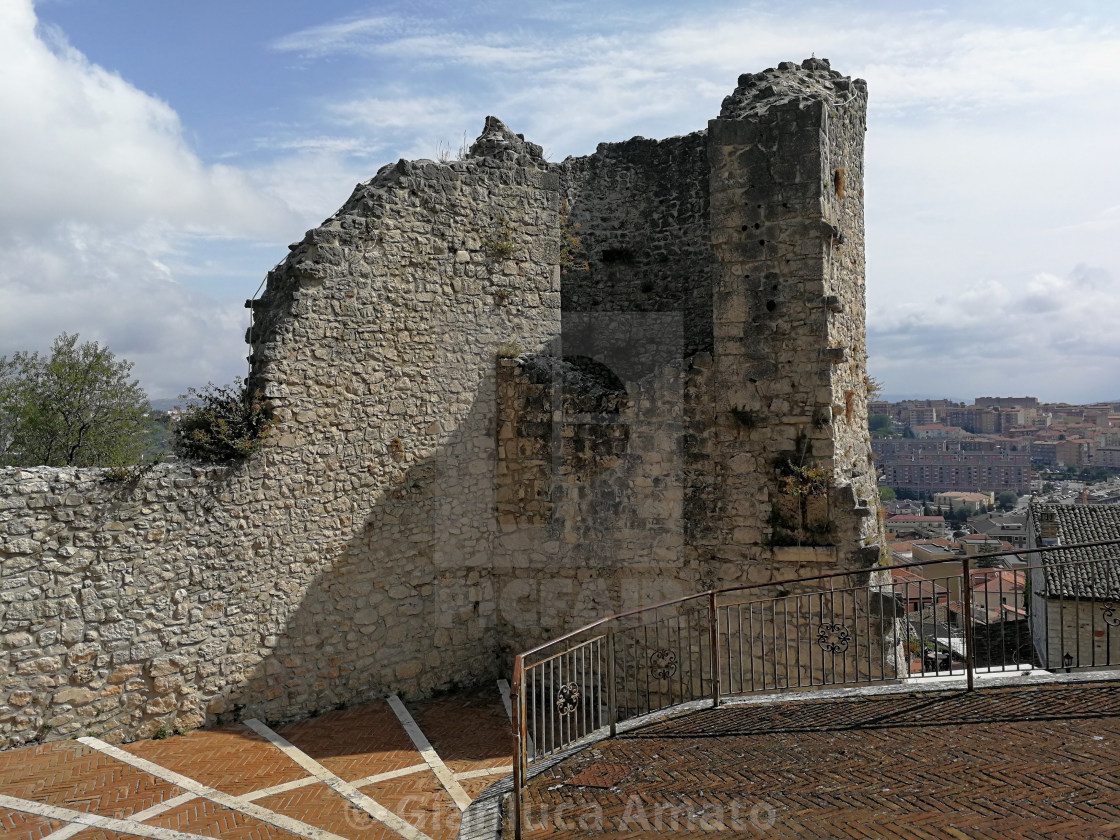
[0, 0, 315, 396]
[868, 264, 1120, 402]
[0, 0, 295, 237]
[270, 15, 403, 57]
[273, 8, 1120, 142]
[329, 95, 473, 132]
[0, 223, 249, 399]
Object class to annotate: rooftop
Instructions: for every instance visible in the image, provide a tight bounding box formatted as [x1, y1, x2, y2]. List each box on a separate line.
[1030, 503, 1120, 599]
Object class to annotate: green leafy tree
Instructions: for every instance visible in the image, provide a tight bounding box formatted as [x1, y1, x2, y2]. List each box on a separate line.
[868, 414, 891, 432]
[997, 491, 1018, 511]
[0, 333, 150, 467]
[878, 486, 897, 502]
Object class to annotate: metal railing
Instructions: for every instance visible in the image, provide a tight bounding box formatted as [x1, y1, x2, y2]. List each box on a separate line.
[508, 539, 1120, 838]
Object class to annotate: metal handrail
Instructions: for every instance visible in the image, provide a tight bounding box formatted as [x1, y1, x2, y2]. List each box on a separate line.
[509, 537, 1120, 839]
[514, 539, 1120, 663]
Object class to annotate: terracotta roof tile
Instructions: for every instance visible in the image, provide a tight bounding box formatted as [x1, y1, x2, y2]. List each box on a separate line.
[1029, 503, 1120, 600]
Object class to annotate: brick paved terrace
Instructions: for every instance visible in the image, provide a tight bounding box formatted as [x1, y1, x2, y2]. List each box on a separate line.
[0, 683, 513, 840]
[4, 676, 1120, 840]
[508, 678, 1120, 840]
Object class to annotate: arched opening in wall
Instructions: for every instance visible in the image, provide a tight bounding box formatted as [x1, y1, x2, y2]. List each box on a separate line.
[558, 355, 628, 415]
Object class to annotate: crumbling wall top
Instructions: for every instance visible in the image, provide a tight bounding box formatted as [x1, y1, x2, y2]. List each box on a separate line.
[467, 115, 546, 164]
[720, 57, 867, 119]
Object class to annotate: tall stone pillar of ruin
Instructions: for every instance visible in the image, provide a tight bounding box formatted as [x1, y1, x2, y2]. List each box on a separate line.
[706, 58, 882, 575]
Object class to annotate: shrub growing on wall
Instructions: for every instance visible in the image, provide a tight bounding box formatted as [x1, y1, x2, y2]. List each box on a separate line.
[172, 379, 273, 462]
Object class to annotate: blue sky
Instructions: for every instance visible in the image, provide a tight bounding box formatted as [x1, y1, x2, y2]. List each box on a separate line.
[2, 0, 1119, 401]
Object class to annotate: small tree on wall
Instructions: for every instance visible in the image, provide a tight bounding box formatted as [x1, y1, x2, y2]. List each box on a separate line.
[171, 379, 273, 462]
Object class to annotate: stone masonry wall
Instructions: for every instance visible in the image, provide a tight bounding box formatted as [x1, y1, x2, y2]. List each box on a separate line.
[0, 120, 562, 747]
[704, 60, 879, 576]
[1, 61, 887, 749]
[489, 59, 884, 658]
[559, 133, 714, 363]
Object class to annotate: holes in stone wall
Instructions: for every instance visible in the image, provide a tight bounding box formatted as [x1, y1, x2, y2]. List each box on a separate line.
[766, 300, 776, 312]
[834, 167, 845, 198]
[601, 248, 634, 263]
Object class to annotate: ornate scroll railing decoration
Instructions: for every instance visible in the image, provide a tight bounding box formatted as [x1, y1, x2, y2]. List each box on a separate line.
[648, 649, 678, 680]
[509, 539, 1120, 840]
[555, 683, 581, 715]
[816, 622, 851, 653]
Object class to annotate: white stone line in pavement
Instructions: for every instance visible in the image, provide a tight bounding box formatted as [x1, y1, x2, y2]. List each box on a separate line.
[386, 694, 473, 812]
[124, 790, 202, 823]
[243, 718, 434, 840]
[38, 822, 86, 840]
[350, 762, 430, 789]
[239, 761, 430, 802]
[238, 774, 319, 802]
[39, 789, 200, 840]
[77, 737, 350, 840]
[453, 765, 513, 781]
[0, 793, 214, 840]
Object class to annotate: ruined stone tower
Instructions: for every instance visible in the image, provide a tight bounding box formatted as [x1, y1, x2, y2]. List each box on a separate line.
[0, 59, 883, 747]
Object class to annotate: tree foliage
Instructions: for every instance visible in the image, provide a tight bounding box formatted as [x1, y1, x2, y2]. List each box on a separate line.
[997, 491, 1019, 511]
[868, 414, 891, 432]
[171, 380, 273, 462]
[0, 333, 151, 467]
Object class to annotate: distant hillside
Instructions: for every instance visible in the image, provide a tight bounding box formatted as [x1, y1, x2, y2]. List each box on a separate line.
[149, 398, 182, 412]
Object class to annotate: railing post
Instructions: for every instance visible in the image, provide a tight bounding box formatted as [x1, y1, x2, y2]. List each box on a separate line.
[961, 557, 975, 692]
[709, 592, 721, 707]
[511, 662, 524, 840]
[607, 626, 617, 737]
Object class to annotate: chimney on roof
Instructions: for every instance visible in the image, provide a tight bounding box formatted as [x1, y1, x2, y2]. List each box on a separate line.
[1039, 509, 1060, 546]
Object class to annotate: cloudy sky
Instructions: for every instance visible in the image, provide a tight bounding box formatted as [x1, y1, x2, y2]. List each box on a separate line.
[2, 0, 1118, 402]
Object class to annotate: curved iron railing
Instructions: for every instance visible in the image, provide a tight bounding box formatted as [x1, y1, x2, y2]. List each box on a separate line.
[509, 538, 1120, 838]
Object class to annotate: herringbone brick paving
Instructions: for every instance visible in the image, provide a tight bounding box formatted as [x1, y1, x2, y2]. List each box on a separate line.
[124, 726, 306, 796]
[459, 778, 501, 802]
[0, 811, 60, 840]
[408, 686, 513, 774]
[17, 681, 1114, 840]
[254, 782, 404, 840]
[512, 681, 1120, 839]
[0, 742, 183, 816]
[277, 703, 425, 780]
[362, 772, 460, 840]
[0, 684, 513, 840]
[146, 798, 305, 840]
